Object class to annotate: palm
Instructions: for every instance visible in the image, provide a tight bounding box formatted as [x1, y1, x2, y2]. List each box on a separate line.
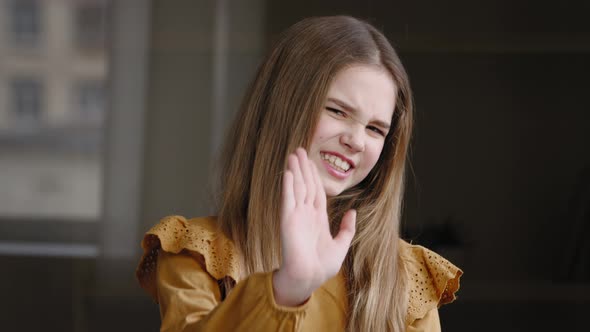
[278, 148, 356, 297]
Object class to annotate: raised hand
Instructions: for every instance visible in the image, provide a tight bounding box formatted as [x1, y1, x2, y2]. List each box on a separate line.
[273, 148, 356, 306]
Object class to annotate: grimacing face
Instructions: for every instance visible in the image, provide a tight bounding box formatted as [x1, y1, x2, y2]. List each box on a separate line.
[307, 64, 396, 197]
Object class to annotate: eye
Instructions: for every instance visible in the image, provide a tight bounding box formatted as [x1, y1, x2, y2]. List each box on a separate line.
[325, 107, 347, 118]
[367, 126, 386, 137]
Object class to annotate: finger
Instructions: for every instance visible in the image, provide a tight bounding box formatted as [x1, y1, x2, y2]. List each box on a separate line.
[296, 148, 315, 205]
[288, 153, 306, 204]
[310, 160, 326, 209]
[281, 170, 295, 216]
[333, 209, 357, 250]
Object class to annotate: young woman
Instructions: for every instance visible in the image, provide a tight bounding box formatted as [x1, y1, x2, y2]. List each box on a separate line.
[137, 16, 462, 331]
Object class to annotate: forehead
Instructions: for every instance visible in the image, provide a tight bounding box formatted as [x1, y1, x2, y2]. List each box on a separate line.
[326, 64, 397, 122]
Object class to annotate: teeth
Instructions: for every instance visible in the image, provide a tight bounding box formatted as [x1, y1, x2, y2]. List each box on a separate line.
[320, 153, 351, 172]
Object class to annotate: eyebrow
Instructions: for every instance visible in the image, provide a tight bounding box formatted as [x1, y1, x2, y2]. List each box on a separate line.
[327, 97, 391, 130]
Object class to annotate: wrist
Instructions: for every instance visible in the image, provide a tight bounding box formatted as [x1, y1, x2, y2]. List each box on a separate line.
[272, 270, 313, 307]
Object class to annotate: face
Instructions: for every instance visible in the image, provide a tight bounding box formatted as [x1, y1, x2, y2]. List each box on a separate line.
[308, 64, 397, 197]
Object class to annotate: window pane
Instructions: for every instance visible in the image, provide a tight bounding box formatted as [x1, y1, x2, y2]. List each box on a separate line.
[0, 0, 109, 221]
[74, 80, 105, 124]
[10, 77, 43, 126]
[74, 1, 107, 52]
[9, 0, 41, 46]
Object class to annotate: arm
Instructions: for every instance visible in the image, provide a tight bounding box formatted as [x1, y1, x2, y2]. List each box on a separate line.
[156, 250, 309, 332]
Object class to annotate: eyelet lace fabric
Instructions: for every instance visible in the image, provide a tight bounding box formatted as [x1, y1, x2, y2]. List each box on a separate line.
[401, 241, 463, 325]
[136, 215, 462, 325]
[136, 215, 240, 302]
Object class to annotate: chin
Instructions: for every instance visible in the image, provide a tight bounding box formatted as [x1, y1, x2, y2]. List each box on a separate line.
[323, 185, 344, 198]
[320, 176, 351, 197]
[324, 191, 338, 198]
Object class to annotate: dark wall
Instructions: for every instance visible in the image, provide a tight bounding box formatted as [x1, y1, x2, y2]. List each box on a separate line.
[403, 53, 590, 280]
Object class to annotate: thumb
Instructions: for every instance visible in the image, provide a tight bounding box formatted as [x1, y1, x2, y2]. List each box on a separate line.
[333, 209, 356, 249]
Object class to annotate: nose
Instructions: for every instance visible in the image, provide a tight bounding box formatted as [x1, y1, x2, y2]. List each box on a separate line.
[340, 124, 365, 152]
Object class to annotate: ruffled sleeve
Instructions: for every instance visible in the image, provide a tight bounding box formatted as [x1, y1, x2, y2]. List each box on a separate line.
[400, 240, 463, 327]
[136, 215, 240, 302]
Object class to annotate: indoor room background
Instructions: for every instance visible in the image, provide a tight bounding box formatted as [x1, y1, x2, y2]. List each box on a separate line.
[0, 0, 588, 331]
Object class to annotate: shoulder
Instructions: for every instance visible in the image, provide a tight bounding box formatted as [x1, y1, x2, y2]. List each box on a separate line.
[399, 239, 463, 325]
[136, 215, 240, 300]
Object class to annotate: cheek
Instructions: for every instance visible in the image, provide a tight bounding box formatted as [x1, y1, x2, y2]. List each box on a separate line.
[366, 143, 385, 170]
[312, 117, 339, 141]
[309, 125, 332, 149]
[309, 135, 324, 152]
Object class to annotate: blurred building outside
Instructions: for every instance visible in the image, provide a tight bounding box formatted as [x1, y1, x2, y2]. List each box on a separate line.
[0, 0, 108, 220]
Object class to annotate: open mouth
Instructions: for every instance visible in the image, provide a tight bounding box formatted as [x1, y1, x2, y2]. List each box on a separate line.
[320, 152, 353, 173]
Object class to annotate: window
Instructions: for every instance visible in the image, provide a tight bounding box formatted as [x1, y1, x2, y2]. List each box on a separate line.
[9, 0, 41, 47]
[0, 0, 148, 264]
[74, 2, 107, 52]
[10, 77, 43, 126]
[74, 80, 105, 125]
[0, 1, 108, 224]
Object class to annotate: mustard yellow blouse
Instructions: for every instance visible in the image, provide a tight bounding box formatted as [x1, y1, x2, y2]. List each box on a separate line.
[137, 216, 463, 331]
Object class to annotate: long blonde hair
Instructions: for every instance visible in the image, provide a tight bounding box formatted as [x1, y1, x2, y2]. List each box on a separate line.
[217, 16, 414, 331]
